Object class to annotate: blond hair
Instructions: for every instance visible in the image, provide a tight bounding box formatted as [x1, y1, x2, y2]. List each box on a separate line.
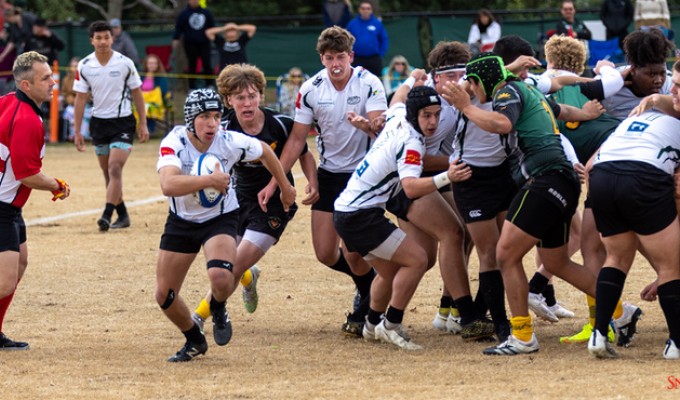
[13, 51, 48, 83]
[544, 35, 586, 75]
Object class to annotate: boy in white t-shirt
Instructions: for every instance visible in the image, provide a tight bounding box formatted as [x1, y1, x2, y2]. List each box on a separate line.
[72, 20, 149, 232]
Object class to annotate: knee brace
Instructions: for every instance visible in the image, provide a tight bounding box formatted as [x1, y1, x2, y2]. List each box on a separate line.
[207, 259, 233, 272]
[160, 288, 176, 310]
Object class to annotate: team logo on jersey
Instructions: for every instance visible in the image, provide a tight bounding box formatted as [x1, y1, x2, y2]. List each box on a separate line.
[628, 121, 649, 132]
[405, 149, 421, 165]
[160, 147, 175, 157]
[109, 70, 121, 78]
[347, 96, 360, 105]
[318, 99, 334, 108]
[497, 92, 511, 100]
[658, 146, 680, 163]
[268, 217, 282, 230]
[312, 76, 323, 86]
[565, 121, 580, 130]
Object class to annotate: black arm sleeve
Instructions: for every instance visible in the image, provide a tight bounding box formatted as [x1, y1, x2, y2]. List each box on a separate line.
[576, 80, 605, 101]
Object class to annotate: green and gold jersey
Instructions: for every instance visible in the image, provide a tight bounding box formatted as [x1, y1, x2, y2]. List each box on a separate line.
[493, 80, 572, 177]
[550, 85, 619, 164]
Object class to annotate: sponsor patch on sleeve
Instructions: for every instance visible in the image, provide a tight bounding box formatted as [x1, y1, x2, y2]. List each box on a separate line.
[404, 149, 422, 165]
[160, 147, 175, 157]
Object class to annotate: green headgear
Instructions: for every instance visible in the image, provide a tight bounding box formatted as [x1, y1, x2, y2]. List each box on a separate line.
[465, 52, 510, 101]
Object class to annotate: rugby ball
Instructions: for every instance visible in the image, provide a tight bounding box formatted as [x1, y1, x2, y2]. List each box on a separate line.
[190, 153, 225, 208]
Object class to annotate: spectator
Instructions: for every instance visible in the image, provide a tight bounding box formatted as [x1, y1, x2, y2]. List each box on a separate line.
[555, 1, 592, 40]
[381, 55, 413, 97]
[61, 57, 91, 142]
[601, 0, 634, 49]
[0, 0, 11, 35]
[323, 0, 352, 28]
[172, 0, 215, 90]
[140, 53, 169, 134]
[346, 0, 388, 78]
[634, 0, 671, 30]
[23, 18, 64, 65]
[3, 6, 35, 54]
[277, 66, 306, 118]
[468, 9, 502, 56]
[110, 18, 139, 66]
[206, 22, 256, 71]
[0, 24, 15, 95]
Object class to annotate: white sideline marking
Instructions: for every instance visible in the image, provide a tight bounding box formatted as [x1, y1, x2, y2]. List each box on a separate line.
[26, 196, 166, 226]
[25, 172, 307, 227]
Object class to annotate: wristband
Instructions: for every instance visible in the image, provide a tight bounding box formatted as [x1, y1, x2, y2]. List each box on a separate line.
[432, 171, 451, 189]
[404, 76, 416, 89]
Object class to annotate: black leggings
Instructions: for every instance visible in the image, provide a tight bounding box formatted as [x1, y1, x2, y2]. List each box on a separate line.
[184, 41, 213, 89]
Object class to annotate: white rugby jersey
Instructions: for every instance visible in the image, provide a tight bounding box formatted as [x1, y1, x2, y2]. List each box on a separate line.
[73, 51, 142, 119]
[595, 110, 680, 175]
[294, 67, 387, 173]
[525, 72, 552, 95]
[544, 65, 623, 99]
[157, 125, 263, 223]
[335, 115, 424, 212]
[448, 98, 507, 167]
[601, 67, 672, 120]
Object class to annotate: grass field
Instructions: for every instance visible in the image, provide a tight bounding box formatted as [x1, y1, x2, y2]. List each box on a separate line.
[1, 138, 678, 399]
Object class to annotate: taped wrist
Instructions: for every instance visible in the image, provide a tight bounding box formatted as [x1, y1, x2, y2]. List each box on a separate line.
[432, 171, 451, 189]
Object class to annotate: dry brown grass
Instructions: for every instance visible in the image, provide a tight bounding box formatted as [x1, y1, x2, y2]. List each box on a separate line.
[1, 138, 678, 399]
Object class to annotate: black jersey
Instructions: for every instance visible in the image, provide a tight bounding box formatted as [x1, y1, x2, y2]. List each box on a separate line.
[222, 107, 307, 201]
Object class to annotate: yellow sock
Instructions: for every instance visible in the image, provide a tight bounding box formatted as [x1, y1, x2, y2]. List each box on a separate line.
[587, 295, 596, 327]
[240, 269, 252, 287]
[450, 307, 460, 318]
[438, 307, 450, 317]
[613, 299, 623, 320]
[510, 315, 533, 342]
[195, 298, 211, 320]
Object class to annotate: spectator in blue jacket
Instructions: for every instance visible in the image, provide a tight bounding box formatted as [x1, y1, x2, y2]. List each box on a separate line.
[172, 0, 215, 89]
[346, 0, 388, 78]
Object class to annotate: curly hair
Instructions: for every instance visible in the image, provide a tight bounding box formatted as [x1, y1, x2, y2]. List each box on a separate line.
[216, 63, 267, 101]
[544, 35, 586, 75]
[427, 41, 471, 70]
[623, 28, 674, 67]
